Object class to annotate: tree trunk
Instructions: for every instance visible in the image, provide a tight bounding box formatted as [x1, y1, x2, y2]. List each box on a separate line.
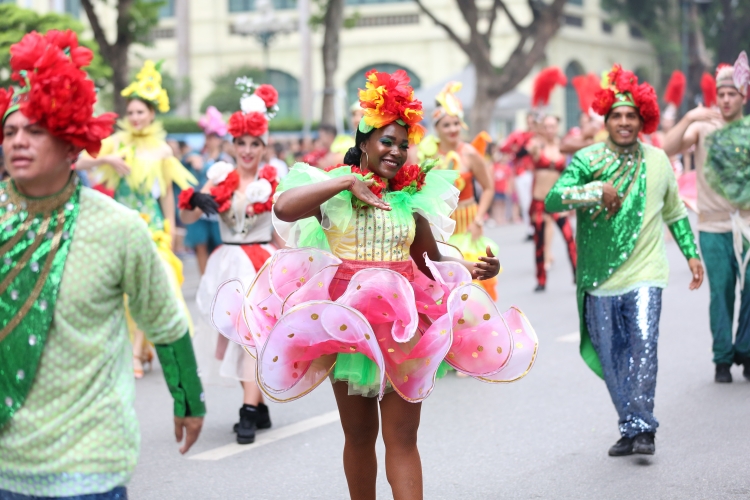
[320, 0, 344, 127]
[686, 2, 711, 109]
[111, 46, 130, 117]
[470, 69, 497, 133]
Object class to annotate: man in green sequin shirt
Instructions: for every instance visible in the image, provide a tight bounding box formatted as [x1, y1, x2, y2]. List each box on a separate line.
[546, 65, 704, 458]
[0, 31, 205, 499]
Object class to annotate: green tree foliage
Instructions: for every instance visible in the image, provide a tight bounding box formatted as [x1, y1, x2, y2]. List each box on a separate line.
[199, 66, 266, 113]
[0, 4, 111, 88]
[702, 0, 750, 65]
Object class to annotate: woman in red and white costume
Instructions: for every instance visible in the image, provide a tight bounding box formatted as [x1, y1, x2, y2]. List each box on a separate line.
[180, 78, 282, 445]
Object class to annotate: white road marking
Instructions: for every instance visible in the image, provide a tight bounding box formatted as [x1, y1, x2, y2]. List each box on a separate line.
[189, 410, 341, 461]
[557, 332, 580, 343]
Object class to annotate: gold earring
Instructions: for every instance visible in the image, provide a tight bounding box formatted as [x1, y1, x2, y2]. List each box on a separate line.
[360, 151, 369, 171]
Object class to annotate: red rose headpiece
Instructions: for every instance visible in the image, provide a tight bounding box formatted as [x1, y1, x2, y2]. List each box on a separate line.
[0, 30, 116, 156]
[227, 77, 278, 143]
[591, 64, 660, 135]
[358, 69, 425, 145]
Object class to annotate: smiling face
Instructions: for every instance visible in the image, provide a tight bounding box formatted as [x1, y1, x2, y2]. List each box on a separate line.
[233, 134, 266, 171]
[605, 106, 643, 147]
[2, 111, 76, 195]
[717, 87, 746, 122]
[435, 115, 462, 145]
[361, 123, 409, 180]
[126, 99, 155, 130]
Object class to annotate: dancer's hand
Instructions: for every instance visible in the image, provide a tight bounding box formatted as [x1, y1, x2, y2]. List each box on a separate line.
[472, 246, 501, 280]
[688, 258, 704, 290]
[602, 183, 622, 214]
[174, 416, 204, 454]
[349, 175, 391, 211]
[685, 105, 721, 124]
[104, 153, 130, 176]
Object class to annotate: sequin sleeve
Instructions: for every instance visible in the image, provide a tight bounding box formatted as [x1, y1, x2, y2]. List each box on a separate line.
[544, 151, 595, 213]
[668, 218, 700, 260]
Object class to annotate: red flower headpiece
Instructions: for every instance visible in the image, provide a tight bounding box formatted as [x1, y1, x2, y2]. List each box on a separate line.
[358, 69, 425, 145]
[226, 79, 278, 141]
[532, 67, 567, 107]
[0, 30, 116, 156]
[591, 64, 660, 135]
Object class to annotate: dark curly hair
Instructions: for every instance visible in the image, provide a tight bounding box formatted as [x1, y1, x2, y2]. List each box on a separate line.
[342, 128, 375, 166]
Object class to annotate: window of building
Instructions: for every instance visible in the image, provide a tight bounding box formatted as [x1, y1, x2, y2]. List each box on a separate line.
[264, 69, 300, 119]
[567, 0, 583, 5]
[601, 21, 613, 34]
[564, 15, 583, 27]
[629, 25, 644, 39]
[229, 0, 296, 11]
[565, 61, 584, 131]
[65, 0, 80, 18]
[159, 0, 175, 18]
[345, 63, 421, 105]
[634, 67, 650, 84]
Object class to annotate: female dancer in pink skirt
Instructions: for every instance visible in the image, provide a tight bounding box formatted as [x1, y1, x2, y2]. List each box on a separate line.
[211, 70, 538, 499]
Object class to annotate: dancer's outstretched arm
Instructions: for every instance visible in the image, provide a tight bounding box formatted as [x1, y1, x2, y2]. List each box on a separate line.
[274, 174, 389, 222]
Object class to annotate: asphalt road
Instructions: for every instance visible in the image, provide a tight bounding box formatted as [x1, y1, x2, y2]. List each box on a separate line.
[129, 221, 750, 500]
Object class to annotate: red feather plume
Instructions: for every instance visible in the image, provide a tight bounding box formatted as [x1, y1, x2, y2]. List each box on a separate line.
[664, 70, 686, 107]
[572, 73, 601, 112]
[701, 73, 717, 107]
[532, 67, 567, 107]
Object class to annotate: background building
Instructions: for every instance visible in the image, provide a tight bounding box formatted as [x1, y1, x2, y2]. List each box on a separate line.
[16, 0, 657, 135]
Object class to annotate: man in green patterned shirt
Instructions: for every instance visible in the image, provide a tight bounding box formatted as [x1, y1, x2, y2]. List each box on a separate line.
[0, 31, 205, 499]
[546, 65, 704, 458]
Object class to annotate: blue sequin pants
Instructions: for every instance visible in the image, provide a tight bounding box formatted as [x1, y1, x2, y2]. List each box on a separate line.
[585, 287, 662, 438]
[0, 488, 126, 500]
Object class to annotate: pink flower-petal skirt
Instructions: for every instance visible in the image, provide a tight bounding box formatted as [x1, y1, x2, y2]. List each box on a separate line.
[211, 248, 538, 403]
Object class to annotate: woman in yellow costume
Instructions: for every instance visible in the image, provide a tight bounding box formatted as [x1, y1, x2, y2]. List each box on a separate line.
[420, 82, 499, 299]
[76, 60, 197, 377]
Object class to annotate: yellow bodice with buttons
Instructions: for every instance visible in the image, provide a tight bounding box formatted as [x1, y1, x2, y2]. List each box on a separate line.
[324, 205, 415, 262]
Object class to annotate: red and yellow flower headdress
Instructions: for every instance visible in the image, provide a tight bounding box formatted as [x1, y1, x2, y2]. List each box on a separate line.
[358, 69, 425, 145]
[0, 30, 116, 156]
[591, 64, 660, 135]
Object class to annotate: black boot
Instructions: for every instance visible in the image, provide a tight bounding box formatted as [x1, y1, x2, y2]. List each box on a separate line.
[256, 402, 272, 429]
[632, 432, 655, 455]
[608, 436, 634, 457]
[715, 363, 733, 383]
[236, 404, 257, 445]
[735, 353, 750, 382]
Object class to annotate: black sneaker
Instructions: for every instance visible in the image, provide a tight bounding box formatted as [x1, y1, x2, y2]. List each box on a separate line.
[608, 436, 634, 457]
[715, 363, 733, 383]
[632, 433, 655, 455]
[534, 284, 545, 293]
[257, 402, 272, 429]
[735, 353, 750, 382]
[236, 405, 257, 445]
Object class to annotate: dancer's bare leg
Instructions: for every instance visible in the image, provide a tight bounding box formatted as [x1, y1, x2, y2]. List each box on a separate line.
[332, 381, 379, 500]
[380, 391, 423, 500]
[195, 243, 209, 276]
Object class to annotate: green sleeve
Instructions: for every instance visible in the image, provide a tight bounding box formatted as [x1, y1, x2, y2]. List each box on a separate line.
[154, 333, 206, 418]
[545, 154, 598, 213]
[122, 214, 189, 344]
[668, 217, 700, 260]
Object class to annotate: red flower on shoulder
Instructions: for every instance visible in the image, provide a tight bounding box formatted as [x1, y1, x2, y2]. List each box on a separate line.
[258, 165, 277, 182]
[210, 170, 240, 212]
[389, 164, 426, 193]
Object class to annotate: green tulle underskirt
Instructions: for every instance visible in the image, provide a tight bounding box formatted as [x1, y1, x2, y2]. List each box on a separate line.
[332, 353, 452, 397]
